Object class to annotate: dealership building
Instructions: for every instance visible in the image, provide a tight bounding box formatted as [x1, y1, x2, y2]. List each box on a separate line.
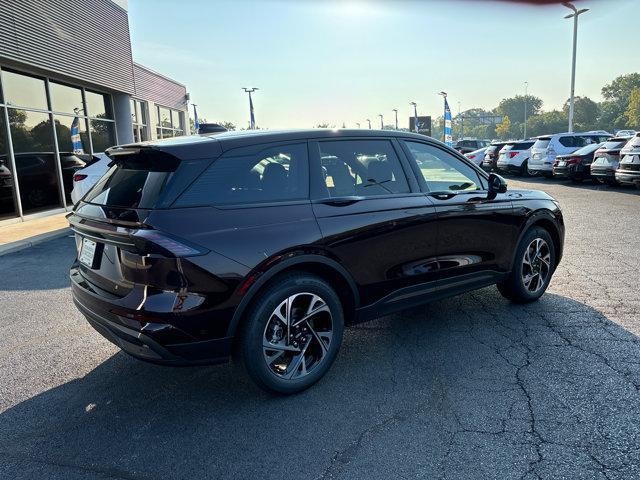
[0, 0, 191, 224]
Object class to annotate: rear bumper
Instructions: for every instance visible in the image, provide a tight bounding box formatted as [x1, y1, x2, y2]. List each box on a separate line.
[528, 162, 553, 173]
[615, 170, 640, 185]
[591, 168, 616, 180]
[496, 163, 522, 174]
[552, 166, 570, 178]
[71, 267, 233, 366]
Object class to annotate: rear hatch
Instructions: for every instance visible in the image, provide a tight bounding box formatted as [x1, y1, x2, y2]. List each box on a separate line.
[69, 143, 220, 297]
[591, 139, 628, 170]
[530, 137, 551, 164]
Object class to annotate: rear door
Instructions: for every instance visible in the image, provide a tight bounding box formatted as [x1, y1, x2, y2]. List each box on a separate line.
[310, 138, 439, 311]
[400, 140, 520, 292]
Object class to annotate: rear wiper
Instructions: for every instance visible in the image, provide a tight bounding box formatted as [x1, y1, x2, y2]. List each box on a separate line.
[363, 178, 393, 194]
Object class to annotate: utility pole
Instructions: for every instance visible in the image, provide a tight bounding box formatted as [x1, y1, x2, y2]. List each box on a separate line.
[356, 122, 361, 129]
[524, 81, 529, 139]
[366, 119, 371, 129]
[378, 114, 384, 130]
[410, 102, 418, 133]
[392, 109, 398, 130]
[562, 2, 589, 133]
[242, 87, 258, 129]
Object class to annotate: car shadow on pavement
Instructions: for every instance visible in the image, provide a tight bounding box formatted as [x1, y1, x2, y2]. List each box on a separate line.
[2, 289, 640, 479]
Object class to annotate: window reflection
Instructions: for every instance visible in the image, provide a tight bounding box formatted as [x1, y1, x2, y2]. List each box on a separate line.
[50, 82, 84, 114]
[0, 110, 19, 220]
[90, 120, 116, 152]
[8, 109, 63, 214]
[1, 70, 48, 110]
[86, 90, 112, 119]
[54, 115, 89, 205]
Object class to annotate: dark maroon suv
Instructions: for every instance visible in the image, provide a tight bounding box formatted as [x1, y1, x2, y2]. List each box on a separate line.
[69, 129, 564, 394]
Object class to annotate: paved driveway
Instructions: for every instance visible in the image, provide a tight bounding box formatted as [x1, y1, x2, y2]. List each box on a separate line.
[1, 179, 639, 479]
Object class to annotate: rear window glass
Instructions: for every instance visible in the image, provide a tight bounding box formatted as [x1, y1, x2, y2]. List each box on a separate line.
[500, 145, 514, 153]
[532, 138, 551, 149]
[620, 154, 638, 164]
[572, 142, 603, 156]
[601, 139, 628, 150]
[457, 140, 476, 148]
[486, 145, 502, 154]
[175, 143, 309, 206]
[83, 150, 180, 208]
[512, 141, 534, 150]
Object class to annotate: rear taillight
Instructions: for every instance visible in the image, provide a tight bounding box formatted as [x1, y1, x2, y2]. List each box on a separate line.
[468, 154, 476, 159]
[73, 174, 88, 182]
[509, 151, 519, 158]
[131, 230, 209, 257]
[566, 157, 581, 164]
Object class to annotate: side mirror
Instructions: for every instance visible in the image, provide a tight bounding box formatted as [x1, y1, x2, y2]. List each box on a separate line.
[487, 173, 507, 199]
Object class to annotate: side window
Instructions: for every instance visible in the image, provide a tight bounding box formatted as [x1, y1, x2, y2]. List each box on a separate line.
[559, 136, 586, 148]
[176, 143, 309, 206]
[404, 141, 484, 192]
[316, 140, 409, 197]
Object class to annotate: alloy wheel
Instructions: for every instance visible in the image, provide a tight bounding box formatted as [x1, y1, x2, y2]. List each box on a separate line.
[521, 238, 551, 293]
[262, 293, 333, 380]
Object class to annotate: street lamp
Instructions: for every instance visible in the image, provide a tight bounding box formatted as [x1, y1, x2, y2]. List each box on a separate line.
[378, 114, 384, 130]
[366, 118, 371, 129]
[563, 2, 589, 133]
[410, 102, 418, 132]
[392, 109, 398, 130]
[356, 122, 361, 129]
[242, 87, 258, 129]
[524, 81, 529, 139]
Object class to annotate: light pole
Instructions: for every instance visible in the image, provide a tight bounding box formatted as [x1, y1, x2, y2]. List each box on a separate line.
[563, 2, 589, 133]
[410, 102, 418, 132]
[378, 114, 384, 130]
[356, 122, 361, 129]
[524, 81, 528, 139]
[392, 109, 398, 130]
[242, 87, 258, 129]
[366, 119, 371, 129]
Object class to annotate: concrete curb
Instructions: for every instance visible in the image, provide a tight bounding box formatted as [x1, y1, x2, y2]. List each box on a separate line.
[0, 227, 71, 257]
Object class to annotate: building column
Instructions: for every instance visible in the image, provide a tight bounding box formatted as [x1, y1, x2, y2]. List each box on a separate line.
[112, 92, 134, 145]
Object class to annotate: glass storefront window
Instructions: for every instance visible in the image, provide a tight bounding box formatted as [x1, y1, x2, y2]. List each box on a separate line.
[90, 120, 116, 152]
[8, 109, 62, 214]
[130, 98, 138, 124]
[158, 106, 171, 128]
[50, 82, 84, 114]
[1, 70, 48, 110]
[0, 110, 19, 220]
[172, 110, 183, 130]
[86, 90, 112, 119]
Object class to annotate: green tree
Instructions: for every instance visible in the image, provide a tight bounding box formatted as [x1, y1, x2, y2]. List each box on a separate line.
[624, 88, 640, 129]
[495, 115, 511, 139]
[525, 110, 568, 137]
[563, 96, 599, 131]
[496, 95, 543, 125]
[600, 73, 640, 128]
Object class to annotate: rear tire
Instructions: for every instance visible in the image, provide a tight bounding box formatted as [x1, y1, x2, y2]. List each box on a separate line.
[497, 227, 556, 304]
[238, 272, 344, 394]
[520, 160, 529, 177]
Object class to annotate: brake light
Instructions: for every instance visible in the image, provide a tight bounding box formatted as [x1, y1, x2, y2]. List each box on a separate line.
[73, 174, 88, 182]
[467, 154, 476, 159]
[509, 151, 519, 158]
[131, 230, 209, 257]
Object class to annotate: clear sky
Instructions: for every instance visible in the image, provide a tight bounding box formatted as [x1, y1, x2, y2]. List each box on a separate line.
[128, 0, 639, 130]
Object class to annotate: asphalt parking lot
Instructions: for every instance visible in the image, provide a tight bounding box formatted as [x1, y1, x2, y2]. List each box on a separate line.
[1, 178, 639, 480]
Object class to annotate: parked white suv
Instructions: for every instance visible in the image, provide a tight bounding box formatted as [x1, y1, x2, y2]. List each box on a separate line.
[496, 140, 535, 176]
[528, 132, 610, 177]
[70, 153, 111, 204]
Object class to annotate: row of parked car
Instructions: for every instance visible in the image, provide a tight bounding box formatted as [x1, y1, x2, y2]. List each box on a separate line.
[462, 131, 640, 187]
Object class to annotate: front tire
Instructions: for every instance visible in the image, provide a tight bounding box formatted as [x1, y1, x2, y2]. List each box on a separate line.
[239, 273, 344, 394]
[497, 227, 556, 303]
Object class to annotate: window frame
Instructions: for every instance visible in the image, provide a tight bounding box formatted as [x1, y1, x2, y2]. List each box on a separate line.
[308, 137, 419, 201]
[399, 139, 489, 194]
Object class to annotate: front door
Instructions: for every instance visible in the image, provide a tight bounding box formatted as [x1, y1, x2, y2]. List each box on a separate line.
[401, 140, 520, 293]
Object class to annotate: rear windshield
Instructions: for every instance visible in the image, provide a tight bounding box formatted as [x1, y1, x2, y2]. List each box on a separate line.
[620, 154, 638, 164]
[457, 140, 477, 148]
[500, 145, 514, 153]
[572, 142, 603, 156]
[601, 139, 629, 150]
[486, 144, 503, 154]
[532, 138, 551, 150]
[83, 150, 181, 209]
[512, 141, 534, 150]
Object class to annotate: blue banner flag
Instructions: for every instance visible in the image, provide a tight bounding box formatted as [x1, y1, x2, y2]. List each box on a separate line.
[249, 93, 256, 129]
[193, 104, 200, 133]
[70, 116, 84, 154]
[444, 98, 453, 146]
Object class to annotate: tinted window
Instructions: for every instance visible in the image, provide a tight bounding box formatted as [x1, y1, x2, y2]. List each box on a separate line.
[316, 140, 409, 197]
[512, 141, 534, 150]
[601, 139, 629, 150]
[572, 142, 603, 156]
[50, 82, 84, 114]
[404, 141, 483, 192]
[532, 138, 551, 149]
[558, 136, 587, 148]
[85, 91, 112, 119]
[177, 143, 309, 206]
[84, 151, 180, 208]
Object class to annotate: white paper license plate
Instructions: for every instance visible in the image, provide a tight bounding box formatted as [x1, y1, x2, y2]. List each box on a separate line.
[79, 238, 97, 267]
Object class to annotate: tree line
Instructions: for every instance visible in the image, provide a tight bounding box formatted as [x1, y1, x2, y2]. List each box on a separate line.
[434, 72, 640, 141]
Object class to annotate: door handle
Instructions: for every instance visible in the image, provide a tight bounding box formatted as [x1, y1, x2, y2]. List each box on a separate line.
[427, 191, 457, 200]
[316, 196, 365, 206]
